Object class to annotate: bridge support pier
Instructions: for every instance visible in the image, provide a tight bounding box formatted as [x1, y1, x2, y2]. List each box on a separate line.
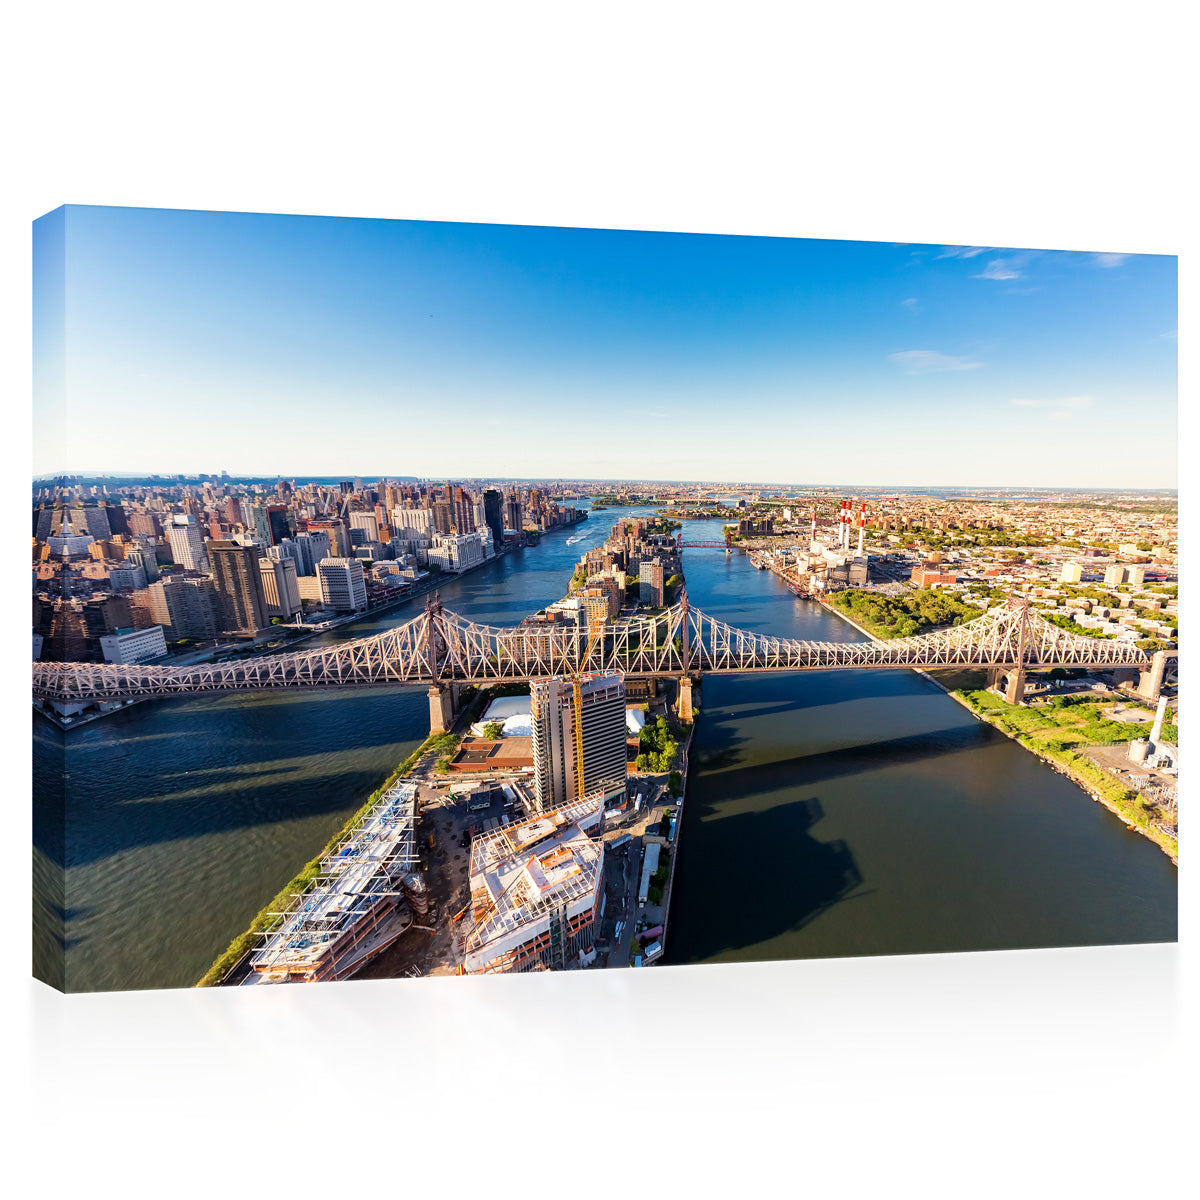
[1111, 666, 1139, 691]
[676, 676, 694, 723]
[987, 665, 1026, 704]
[1003, 668, 1026, 705]
[428, 684, 454, 734]
[1135, 651, 1170, 703]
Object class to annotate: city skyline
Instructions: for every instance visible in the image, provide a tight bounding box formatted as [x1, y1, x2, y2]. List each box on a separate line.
[34, 206, 1177, 488]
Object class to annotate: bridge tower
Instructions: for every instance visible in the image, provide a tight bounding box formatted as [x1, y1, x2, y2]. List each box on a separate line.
[1005, 595, 1029, 704]
[676, 587, 695, 722]
[986, 595, 1030, 704]
[425, 591, 454, 734]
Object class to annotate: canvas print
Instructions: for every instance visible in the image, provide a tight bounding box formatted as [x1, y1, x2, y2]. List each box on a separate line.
[31, 207, 1178, 993]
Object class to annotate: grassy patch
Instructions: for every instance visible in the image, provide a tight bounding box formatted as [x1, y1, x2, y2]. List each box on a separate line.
[826, 588, 984, 640]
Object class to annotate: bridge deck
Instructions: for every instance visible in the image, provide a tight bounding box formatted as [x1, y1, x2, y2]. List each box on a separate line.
[32, 598, 1157, 704]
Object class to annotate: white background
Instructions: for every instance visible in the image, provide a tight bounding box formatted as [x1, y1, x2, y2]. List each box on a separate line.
[3, 3, 1192, 1195]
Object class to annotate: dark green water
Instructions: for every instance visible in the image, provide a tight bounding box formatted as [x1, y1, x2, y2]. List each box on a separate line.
[33, 506, 1176, 992]
[666, 523, 1178, 965]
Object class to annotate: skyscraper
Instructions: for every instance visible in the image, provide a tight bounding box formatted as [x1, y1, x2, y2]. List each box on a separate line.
[167, 515, 209, 572]
[451, 486, 476, 536]
[266, 504, 295, 545]
[259, 556, 301, 618]
[529, 672, 627, 813]
[483, 490, 504, 550]
[503, 494, 523, 536]
[206, 540, 270, 634]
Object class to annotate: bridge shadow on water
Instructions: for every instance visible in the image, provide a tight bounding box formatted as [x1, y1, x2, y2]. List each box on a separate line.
[40, 764, 400, 869]
[690, 722, 993, 815]
[666, 796, 866, 964]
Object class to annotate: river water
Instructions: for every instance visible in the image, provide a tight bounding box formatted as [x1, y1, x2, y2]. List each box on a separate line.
[33, 505, 1176, 991]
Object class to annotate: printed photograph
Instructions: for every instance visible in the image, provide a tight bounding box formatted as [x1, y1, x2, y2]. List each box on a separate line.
[32, 206, 1178, 992]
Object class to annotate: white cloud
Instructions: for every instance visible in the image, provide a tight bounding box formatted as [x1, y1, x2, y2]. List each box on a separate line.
[973, 258, 1023, 281]
[1160, 330, 1177, 341]
[901, 297, 921, 312]
[1093, 253, 1128, 268]
[888, 350, 983, 374]
[936, 246, 991, 259]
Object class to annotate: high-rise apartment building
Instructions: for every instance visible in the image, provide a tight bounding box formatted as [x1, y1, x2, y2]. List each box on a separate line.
[128, 511, 161, 540]
[206, 540, 270, 634]
[450, 487, 476, 536]
[529, 672, 627, 813]
[131, 576, 218, 641]
[431, 498, 454, 536]
[640, 558, 665, 606]
[167, 515, 209, 572]
[503, 494, 523, 536]
[317, 557, 367, 612]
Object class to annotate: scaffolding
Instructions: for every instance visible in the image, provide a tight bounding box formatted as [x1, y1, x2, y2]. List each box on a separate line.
[461, 792, 605, 974]
[249, 781, 420, 984]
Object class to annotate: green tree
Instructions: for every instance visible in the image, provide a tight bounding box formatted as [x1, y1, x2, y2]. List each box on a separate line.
[481, 720, 504, 739]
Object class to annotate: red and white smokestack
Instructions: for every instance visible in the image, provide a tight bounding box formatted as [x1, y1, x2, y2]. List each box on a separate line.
[839, 500, 846, 548]
[857, 501, 866, 558]
[811, 506, 818, 549]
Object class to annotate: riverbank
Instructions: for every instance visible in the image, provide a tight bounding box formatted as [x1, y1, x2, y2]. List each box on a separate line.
[815, 595, 1179, 865]
[198, 731, 451, 986]
[954, 689, 1178, 864]
[652, 700, 696, 964]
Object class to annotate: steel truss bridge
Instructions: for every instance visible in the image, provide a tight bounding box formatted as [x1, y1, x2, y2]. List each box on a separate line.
[32, 594, 1154, 705]
[676, 532, 734, 550]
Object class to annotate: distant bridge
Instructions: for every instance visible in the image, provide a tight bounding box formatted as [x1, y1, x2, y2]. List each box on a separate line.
[32, 594, 1161, 716]
[676, 531, 734, 550]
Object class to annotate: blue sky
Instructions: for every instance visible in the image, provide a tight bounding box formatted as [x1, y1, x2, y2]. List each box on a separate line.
[33, 206, 1177, 487]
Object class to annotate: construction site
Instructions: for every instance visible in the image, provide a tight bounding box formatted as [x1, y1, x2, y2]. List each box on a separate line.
[245, 781, 426, 984]
[456, 792, 607, 974]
